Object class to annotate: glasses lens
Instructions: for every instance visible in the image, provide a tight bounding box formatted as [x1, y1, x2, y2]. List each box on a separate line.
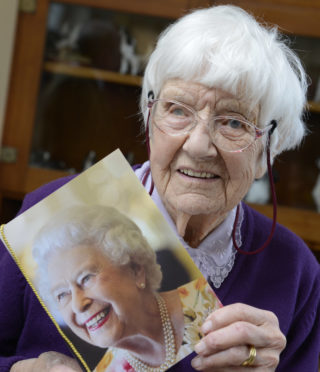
[151, 100, 195, 135]
[211, 117, 256, 152]
[149, 100, 257, 152]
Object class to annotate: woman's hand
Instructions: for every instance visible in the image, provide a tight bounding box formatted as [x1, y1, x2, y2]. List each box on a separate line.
[191, 303, 286, 371]
[10, 352, 82, 372]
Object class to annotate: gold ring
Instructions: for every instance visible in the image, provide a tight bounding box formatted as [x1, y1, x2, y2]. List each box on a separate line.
[241, 345, 256, 367]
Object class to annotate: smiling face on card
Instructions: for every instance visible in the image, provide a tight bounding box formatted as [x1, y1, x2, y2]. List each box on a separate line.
[47, 244, 144, 348]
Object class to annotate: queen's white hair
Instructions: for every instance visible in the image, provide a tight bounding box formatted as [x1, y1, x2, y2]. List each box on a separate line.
[32, 205, 163, 301]
[141, 5, 308, 157]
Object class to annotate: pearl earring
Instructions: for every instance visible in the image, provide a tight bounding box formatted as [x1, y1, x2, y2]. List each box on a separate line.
[139, 282, 145, 289]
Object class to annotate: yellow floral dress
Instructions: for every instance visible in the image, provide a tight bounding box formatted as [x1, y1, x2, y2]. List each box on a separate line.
[95, 277, 222, 372]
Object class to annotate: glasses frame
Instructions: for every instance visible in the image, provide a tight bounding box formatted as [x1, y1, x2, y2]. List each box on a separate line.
[147, 98, 274, 153]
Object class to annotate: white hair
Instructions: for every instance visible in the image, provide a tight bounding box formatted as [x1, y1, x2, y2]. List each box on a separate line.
[141, 5, 308, 157]
[32, 205, 163, 301]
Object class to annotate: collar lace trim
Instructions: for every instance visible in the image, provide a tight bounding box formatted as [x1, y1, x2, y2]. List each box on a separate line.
[184, 205, 243, 288]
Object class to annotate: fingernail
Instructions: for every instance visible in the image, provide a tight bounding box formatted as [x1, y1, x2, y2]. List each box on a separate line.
[194, 340, 205, 353]
[202, 320, 212, 334]
[191, 356, 202, 370]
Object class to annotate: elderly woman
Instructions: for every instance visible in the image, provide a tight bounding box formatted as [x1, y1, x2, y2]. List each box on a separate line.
[1, 4, 319, 372]
[31, 204, 218, 372]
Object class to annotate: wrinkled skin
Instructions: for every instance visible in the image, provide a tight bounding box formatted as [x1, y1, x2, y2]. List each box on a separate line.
[191, 303, 286, 371]
[149, 79, 265, 247]
[10, 352, 82, 372]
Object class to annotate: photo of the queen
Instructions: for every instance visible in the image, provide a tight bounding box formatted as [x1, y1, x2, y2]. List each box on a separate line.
[32, 204, 220, 372]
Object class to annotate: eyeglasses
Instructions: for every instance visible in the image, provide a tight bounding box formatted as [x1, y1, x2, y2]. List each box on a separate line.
[147, 99, 274, 153]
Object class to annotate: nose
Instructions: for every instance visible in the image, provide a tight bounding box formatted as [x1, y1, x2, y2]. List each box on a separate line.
[71, 288, 92, 314]
[182, 119, 218, 159]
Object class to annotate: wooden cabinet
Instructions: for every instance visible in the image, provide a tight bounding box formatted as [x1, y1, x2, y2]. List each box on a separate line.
[0, 0, 175, 197]
[249, 203, 320, 256]
[0, 0, 320, 256]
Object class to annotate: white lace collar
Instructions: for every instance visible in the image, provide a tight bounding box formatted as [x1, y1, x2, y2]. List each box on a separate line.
[135, 161, 243, 288]
[183, 205, 243, 288]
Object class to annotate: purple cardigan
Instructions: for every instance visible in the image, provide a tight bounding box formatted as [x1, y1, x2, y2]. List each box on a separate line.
[0, 176, 319, 372]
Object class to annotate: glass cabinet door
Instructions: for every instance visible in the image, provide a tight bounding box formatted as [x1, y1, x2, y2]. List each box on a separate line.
[29, 2, 171, 173]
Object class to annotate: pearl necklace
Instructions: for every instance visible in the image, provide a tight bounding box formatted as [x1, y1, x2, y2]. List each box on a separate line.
[125, 295, 176, 372]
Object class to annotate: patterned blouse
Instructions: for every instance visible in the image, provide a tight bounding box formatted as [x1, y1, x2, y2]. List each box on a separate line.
[94, 277, 222, 372]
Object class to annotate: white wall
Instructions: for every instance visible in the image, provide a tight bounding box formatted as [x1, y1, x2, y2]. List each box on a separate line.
[0, 0, 19, 147]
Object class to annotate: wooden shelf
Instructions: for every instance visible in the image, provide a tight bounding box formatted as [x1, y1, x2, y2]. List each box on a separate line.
[308, 101, 320, 113]
[43, 61, 142, 87]
[248, 203, 320, 254]
[25, 166, 72, 194]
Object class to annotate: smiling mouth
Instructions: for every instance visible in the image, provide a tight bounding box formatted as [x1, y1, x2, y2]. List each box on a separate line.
[178, 169, 218, 179]
[85, 306, 111, 332]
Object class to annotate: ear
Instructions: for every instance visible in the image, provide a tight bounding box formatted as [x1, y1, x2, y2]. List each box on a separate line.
[132, 264, 146, 289]
[254, 146, 268, 180]
[255, 158, 267, 179]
